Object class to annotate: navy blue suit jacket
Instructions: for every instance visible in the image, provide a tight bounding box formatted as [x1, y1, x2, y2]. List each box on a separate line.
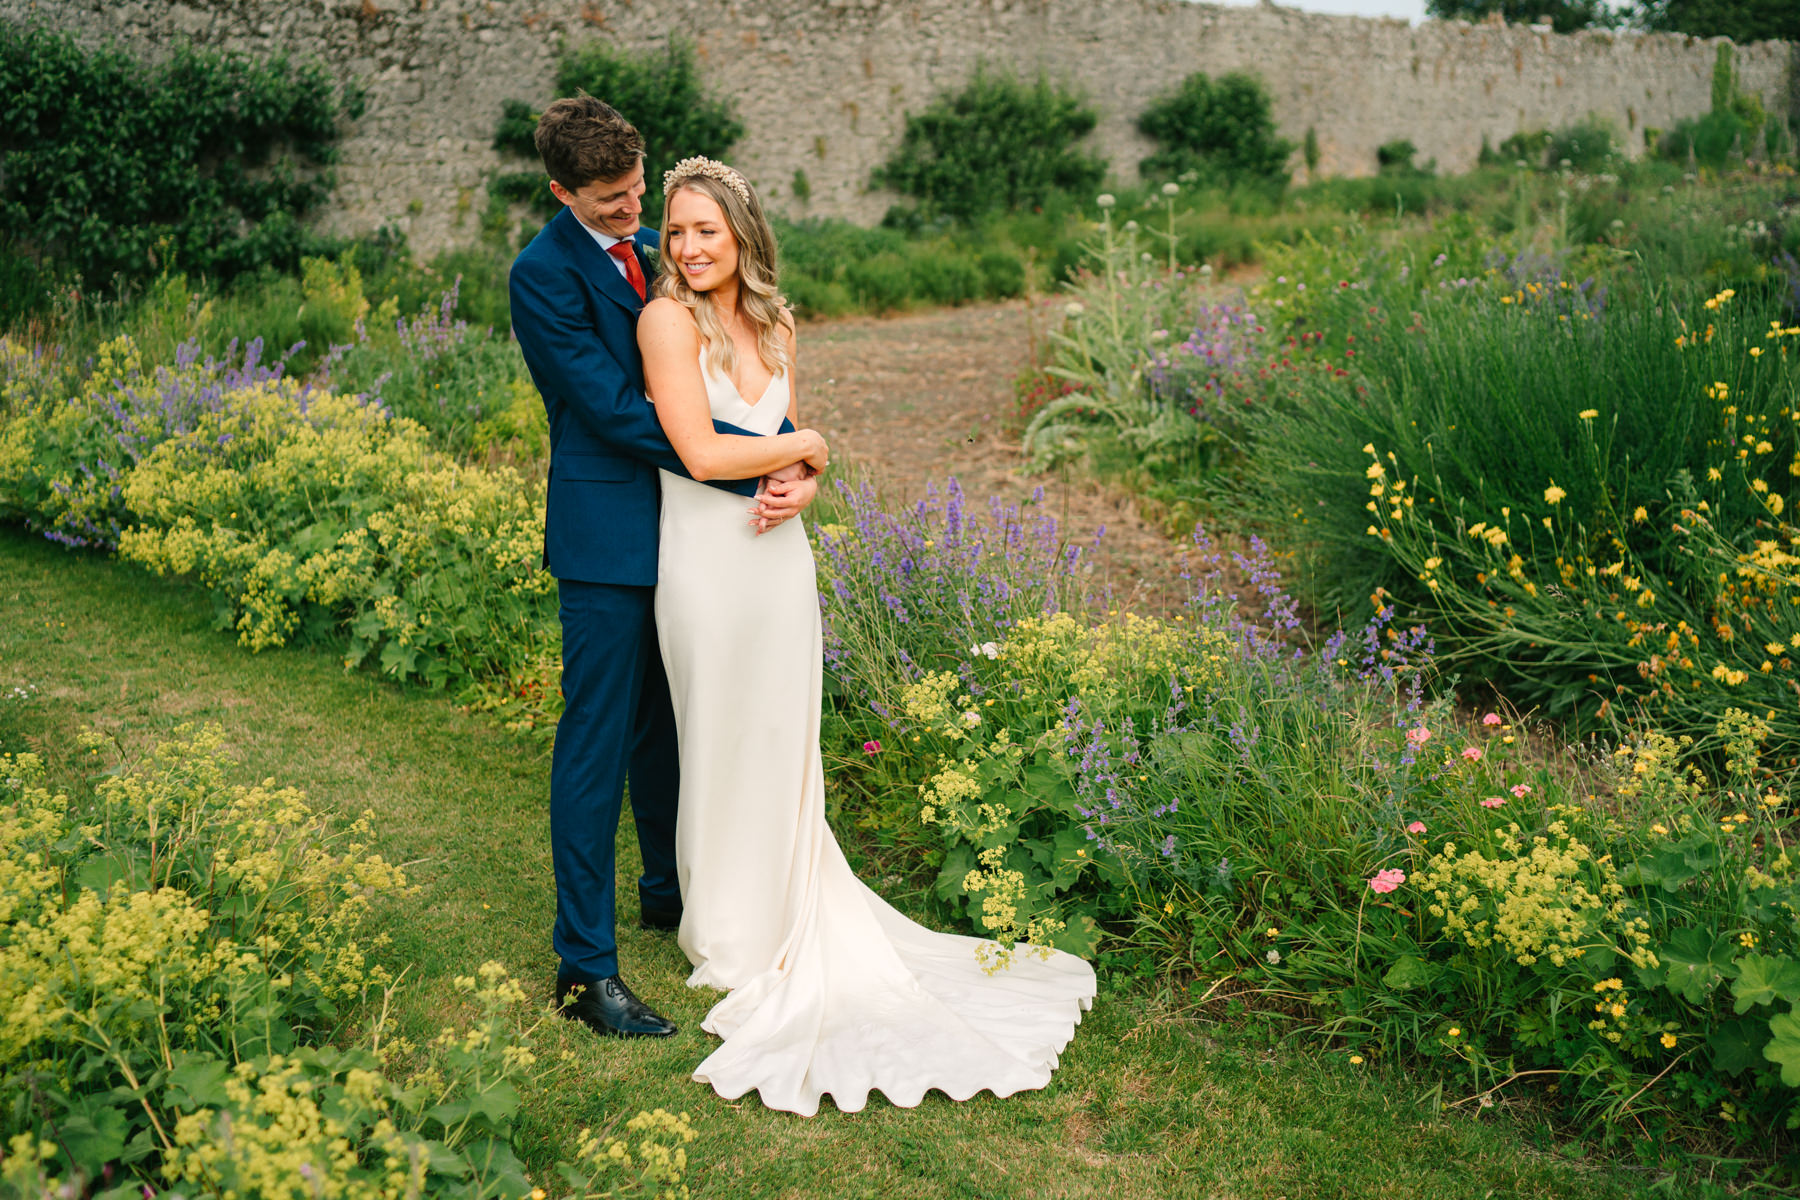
[510, 208, 765, 585]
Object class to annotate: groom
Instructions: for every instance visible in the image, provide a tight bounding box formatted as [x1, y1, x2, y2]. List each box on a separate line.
[509, 96, 815, 1037]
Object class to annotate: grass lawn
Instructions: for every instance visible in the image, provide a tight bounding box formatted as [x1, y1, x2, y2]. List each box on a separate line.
[0, 526, 1700, 1199]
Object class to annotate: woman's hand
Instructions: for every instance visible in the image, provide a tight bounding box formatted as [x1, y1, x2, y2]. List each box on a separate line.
[798, 430, 830, 474]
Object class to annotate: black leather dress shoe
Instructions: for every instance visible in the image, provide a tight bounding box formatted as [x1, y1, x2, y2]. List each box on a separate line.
[639, 903, 682, 932]
[555, 974, 677, 1038]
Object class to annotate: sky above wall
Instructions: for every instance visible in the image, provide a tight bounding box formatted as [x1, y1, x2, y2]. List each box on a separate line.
[1208, 0, 1431, 22]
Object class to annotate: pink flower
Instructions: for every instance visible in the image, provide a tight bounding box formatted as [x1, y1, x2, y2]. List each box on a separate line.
[862, 740, 882, 755]
[1481, 797, 1506, 809]
[1405, 726, 1431, 746]
[1406, 821, 1427, 834]
[1482, 713, 1503, 726]
[1461, 746, 1482, 762]
[1509, 782, 1532, 798]
[1368, 868, 1406, 894]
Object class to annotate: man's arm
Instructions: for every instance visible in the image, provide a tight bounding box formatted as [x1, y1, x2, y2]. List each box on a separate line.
[510, 257, 789, 495]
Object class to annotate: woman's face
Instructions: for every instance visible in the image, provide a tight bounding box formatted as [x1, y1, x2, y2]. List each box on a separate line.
[665, 187, 740, 294]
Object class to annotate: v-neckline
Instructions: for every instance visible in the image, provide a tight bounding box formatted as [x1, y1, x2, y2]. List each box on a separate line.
[719, 367, 781, 410]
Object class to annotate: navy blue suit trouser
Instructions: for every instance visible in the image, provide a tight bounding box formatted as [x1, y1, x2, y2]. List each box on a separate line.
[550, 578, 682, 983]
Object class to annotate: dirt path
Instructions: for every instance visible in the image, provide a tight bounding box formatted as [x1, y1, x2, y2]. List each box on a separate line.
[799, 299, 1195, 614]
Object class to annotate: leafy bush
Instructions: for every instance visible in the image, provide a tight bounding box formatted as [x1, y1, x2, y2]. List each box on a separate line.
[1137, 72, 1294, 191]
[873, 64, 1106, 224]
[491, 39, 742, 225]
[1376, 139, 1430, 175]
[0, 333, 558, 696]
[0, 24, 359, 311]
[1546, 117, 1618, 171]
[1021, 193, 1260, 473]
[0, 725, 703, 1197]
[1239, 235, 1800, 749]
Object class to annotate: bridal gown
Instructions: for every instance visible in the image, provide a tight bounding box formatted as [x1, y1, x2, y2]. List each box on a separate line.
[653, 358, 1096, 1116]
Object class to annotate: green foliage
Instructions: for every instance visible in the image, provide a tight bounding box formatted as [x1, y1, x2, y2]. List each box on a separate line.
[1376, 139, 1430, 175]
[1136, 72, 1294, 191]
[491, 39, 743, 225]
[0, 725, 701, 1198]
[0, 24, 358, 311]
[872, 64, 1106, 224]
[1546, 117, 1618, 171]
[1638, 0, 1800, 43]
[1022, 193, 1258, 475]
[1303, 126, 1320, 176]
[774, 217, 1028, 317]
[1422, 0, 1621, 33]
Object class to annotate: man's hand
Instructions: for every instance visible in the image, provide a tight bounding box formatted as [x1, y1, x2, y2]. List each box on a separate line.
[750, 470, 818, 535]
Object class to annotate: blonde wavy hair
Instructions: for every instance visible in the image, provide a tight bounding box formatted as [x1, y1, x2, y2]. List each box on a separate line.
[652, 170, 791, 383]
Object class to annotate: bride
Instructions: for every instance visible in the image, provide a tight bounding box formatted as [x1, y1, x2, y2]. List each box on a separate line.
[636, 156, 1095, 1116]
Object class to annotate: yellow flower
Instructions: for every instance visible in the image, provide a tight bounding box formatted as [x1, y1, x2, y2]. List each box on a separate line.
[1544, 484, 1566, 505]
[1578, 409, 1598, 420]
[1633, 506, 1647, 523]
[1349, 1054, 1365, 1065]
[1266, 926, 1281, 938]
[1448, 1027, 1462, 1038]
[1660, 1032, 1678, 1049]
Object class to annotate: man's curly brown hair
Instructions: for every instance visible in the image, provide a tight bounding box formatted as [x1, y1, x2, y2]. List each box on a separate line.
[533, 95, 644, 191]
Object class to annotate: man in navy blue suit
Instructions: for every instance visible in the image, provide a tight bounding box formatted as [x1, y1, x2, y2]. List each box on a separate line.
[509, 97, 815, 1037]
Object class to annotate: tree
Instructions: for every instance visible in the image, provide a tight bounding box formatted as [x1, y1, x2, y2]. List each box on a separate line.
[1635, 0, 1800, 43]
[1424, 0, 1621, 34]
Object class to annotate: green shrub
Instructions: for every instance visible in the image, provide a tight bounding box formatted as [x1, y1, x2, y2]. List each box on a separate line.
[0, 725, 703, 1197]
[1546, 117, 1617, 171]
[1137, 71, 1293, 191]
[1376, 139, 1429, 175]
[1238, 248, 1800, 748]
[491, 39, 743, 226]
[0, 24, 359, 308]
[872, 64, 1106, 224]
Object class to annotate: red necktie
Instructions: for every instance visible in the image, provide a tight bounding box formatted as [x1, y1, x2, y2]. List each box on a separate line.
[607, 241, 647, 301]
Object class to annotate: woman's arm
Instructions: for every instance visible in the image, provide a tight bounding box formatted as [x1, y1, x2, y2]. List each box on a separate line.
[638, 299, 826, 481]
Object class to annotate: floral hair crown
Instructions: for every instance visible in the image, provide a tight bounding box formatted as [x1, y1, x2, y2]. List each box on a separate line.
[663, 156, 753, 207]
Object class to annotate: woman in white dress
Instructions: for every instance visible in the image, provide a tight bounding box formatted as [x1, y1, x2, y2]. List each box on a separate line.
[636, 156, 1096, 1117]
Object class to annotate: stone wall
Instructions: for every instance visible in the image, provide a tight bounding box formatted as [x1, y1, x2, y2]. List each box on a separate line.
[3, 0, 1791, 255]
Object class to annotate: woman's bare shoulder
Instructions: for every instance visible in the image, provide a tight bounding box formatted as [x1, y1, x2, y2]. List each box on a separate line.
[640, 296, 698, 334]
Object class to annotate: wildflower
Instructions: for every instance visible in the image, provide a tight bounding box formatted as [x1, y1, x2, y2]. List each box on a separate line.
[1509, 782, 1532, 798]
[1578, 409, 1598, 420]
[1405, 726, 1431, 746]
[1065, 302, 1085, 318]
[1266, 948, 1282, 964]
[1651, 823, 1668, 835]
[1482, 713, 1502, 726]
[1267, 926, 1280, 938]
[1461, 746, 1482, 762]
[1481, 797, 1506, 809]
[1633, 506, 1647, 523]
[1406, 821, 1427, 834]
[1544, 483, 1566, 505]
[1592, 978, 1623, 991]
[1661, 1032, 1678, 1049]
[1448, 1027, 1461, 1037]
[1349, 1054, 1365, 1065]
[968, 641, 999, 659]
[1161, 182, 1180, 197]
[1368, 867, 1406, 894]
[862, 740, 882, 755]
[1740, 931, 1758, 949]
[961, 710, 982, 727]
[1096, 193, 1116, 209]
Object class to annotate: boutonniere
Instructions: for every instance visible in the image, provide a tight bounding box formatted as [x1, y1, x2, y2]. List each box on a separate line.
[640, 244, 660, 273]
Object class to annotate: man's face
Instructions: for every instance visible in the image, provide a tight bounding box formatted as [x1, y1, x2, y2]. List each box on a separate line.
[549, 159, 646, 239]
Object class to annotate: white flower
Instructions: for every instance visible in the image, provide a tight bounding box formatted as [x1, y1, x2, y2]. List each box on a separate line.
[1123, 220, 1139, 233]
[1161, 182, 1180, 197]
[1096, 193, 1116, 209]
[962, 710, 983, 727]
[1265, 949, 1282, 965]
[1199, 264, 1213, 276]
[1064, 302, 1085, 318]
[968, 642, 998, 659]
[1149, 329, 1168, 342]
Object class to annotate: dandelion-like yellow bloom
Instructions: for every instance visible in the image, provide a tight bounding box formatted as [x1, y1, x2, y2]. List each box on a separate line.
[1578, 409, 1598, 420]
[1544, 484, 1566, 505]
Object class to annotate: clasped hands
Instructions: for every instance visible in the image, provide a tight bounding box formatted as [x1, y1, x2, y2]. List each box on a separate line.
[751, 433, 827, 535]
